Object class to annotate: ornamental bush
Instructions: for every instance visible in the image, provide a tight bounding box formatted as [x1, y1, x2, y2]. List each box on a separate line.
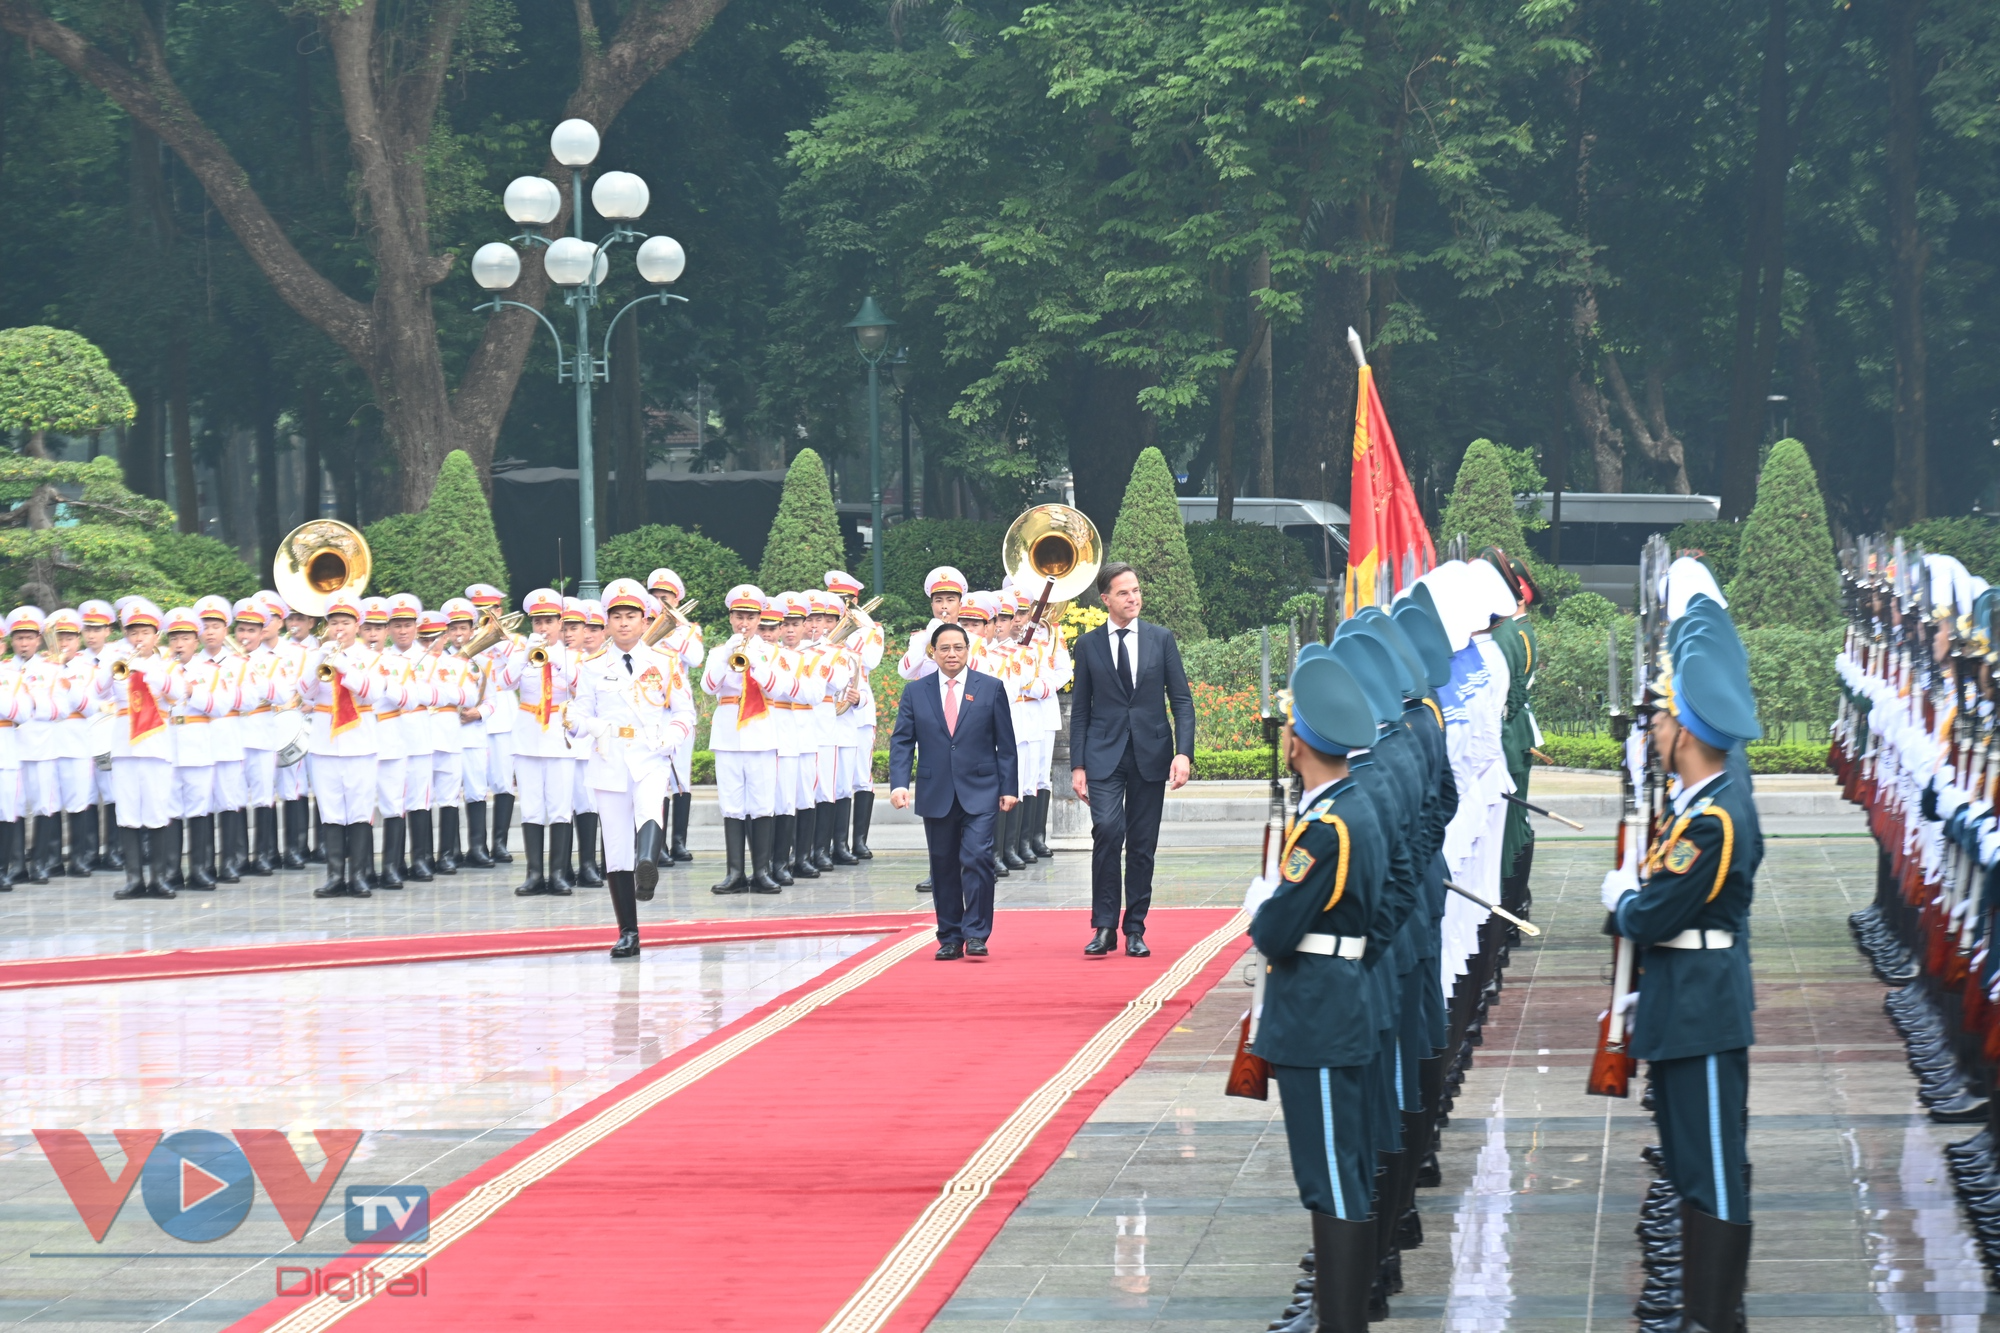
[1664, 521, 1743, 589]
[149, 531, 259, 604]
[1435, 438, 1576, 607]
[1898, 516, 2000, 584]
[0, 326, 136, 438]
[0, 454, 179, 607]
[1725, 438, 1839, 630]
[597, 523, 752, 630]
[756, 447, 849, 596]
[880, 518, 1007, 608]
[1182, 520, 1313, 638]
[364, 450, 507, 610]
[1106, 446, 1206, 641]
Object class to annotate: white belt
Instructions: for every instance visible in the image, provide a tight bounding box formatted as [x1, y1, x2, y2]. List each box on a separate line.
[1297, 933, 1367, 960]
[1658, 929, 1735, 950]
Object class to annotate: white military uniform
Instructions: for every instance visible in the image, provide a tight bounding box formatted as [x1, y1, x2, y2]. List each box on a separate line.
[509, 635, 579, 824]
[96, 640, 185, 829]
[301, 638, 383, 825]
[49, 645, 99, 817]
[568, 640, 694, 871]
[703, 631, 784, 819]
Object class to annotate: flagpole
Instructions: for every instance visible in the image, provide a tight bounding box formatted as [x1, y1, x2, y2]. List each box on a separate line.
[1347, 327, 1368, 369]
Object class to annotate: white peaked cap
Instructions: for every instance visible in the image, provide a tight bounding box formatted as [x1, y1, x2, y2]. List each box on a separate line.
[1665, 556, 1727, 621]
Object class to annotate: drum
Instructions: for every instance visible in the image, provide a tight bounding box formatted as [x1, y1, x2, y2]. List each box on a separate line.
[275, 713, 311, 767]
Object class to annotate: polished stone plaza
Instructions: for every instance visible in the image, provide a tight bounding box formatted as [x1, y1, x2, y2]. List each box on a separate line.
[0, 800, 1983, 1330]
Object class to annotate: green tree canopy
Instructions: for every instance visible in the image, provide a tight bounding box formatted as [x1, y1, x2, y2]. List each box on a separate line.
[0, 326, 136, 441]
[756, 447, 849, 595]
[1106, 446, 1205, 641]
[1726, 438, 1840, 629]
[0, 454, 180, 607]
[363, 450, 507, 609]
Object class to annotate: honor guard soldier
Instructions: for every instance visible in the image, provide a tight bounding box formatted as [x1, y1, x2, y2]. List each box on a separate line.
[96, 600, 187, 898]
[363, 596, 417, 888]
[648, 568, 704, 862]
[569, 600, 610, 887]
[1032, 589, 1072, 857]
[998, 589, 1049, 871]
[265, 594, 312, 868]
[410, 608, 458, 875]
[703, 586, 786, 893]
[194, 596, 252, 883]
[468, 583, 519, 862]
[508, 588, 580, 896]
[0, 617, 26, 887]
[77, 600, 122, 871]
[567, 578, 696, 958]
[1600, 629, 1762, 1333]
[303, 594, 384, 898]
[156, 607, 213, 890]
[1479, 547, 1541, 928]
[768, 592, 817, 888]
[898, 566, 966, 681]
[233, 599, 281, 875]
[13, 608, 63, 881]
[805, 592, 855, 869]
[826, 570, 884, 858]
[443, 598, 497, 868]
[44, 608, 100, 876]
[1246, 652, 1388, 1333]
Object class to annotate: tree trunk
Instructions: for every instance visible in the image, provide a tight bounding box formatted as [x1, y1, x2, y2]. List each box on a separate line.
[1278, 263, 1366, 506]
[257, 375, 281, 573]
[1213, 278, 1236, 522]
[1067, 360, 1156, 537]
[169, 334, 197, 533]
[1546, 382, 1569, 564]
[612, 311, 648, 536]
[1791, 312, 1832, 498]
[301, 388, 325, 523]
[1719, 0, 1789, 519]
[1886, 0, 1928, 524]
[1604, 354, 1690, 493]
[1250, 248, 1274, 496]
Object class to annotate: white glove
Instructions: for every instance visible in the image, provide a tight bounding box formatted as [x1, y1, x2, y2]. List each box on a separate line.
[1614, 989, 1639, 1017]
[1600, 865, 1640, 914]
[1243, 874, 1279, 915]
[340, 671, 369, 695]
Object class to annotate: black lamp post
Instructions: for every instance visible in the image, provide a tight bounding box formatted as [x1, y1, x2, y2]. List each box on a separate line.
[846, 296, 897, 597]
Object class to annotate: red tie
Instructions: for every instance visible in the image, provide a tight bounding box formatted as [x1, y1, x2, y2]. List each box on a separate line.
[943, 676, 959, 734]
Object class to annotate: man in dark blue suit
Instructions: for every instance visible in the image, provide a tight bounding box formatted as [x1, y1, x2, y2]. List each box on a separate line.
[890, 622, 1019, 959]
[1068, 562, 1197, 957]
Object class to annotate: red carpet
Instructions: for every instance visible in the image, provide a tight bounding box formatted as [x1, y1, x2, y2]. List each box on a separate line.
[224, 907, 1249, 1333]
[0, 912, 925, 991]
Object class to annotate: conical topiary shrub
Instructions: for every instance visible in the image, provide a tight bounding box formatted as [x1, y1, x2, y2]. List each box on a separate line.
[1437, 438, 1531, 558]
[1725, 437, 1839, 630]
[757, 447, 850, 595]
[1106, 446, 1206, 641]
[367, 449, 508, 609]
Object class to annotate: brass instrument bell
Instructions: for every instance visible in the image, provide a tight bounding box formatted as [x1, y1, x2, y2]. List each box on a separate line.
[1002, 504, 1103, 605]
[642, 598, 700, 647]
[462, 610, 525, 659]
[273, 519, 372, 617]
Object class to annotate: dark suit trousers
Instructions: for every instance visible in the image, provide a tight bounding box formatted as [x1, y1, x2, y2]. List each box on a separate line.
[925, 797, 997, 944]
[1088, 740, 1165, 934]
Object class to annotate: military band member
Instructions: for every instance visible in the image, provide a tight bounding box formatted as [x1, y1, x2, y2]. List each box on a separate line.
[703, 585, 784, 893]
[467, 583, 518, 863]
[264, 594, 311, 868]
[1246, 653, 1388, 1333]
[76, 600, 121, 871]
[765, 593, 811, 888]
[507, 589, 579, 896]
[568, 578, 696, 958]
[302, 594, 383, 898]
[0, 621, 25, 888]
[154, 607, 211, 891]
[805, 592, 855, 870]
[439, 598, 496, 869]
[12, 608, 60, 882]
[191, 596, 250, 883]
[1033, 595, 1072, 857]
[827, 570, 884, 859]
[96, 601, 186, 898]
[1600, 638, 1762, 1333]
[897, 566, 966, 681]
[562, 600, 607, 886]
[648, 568, 704, 863]
[1001, 590, 1051, 871]
[233, 600, 280, 876]
[42, 608, 98, 877]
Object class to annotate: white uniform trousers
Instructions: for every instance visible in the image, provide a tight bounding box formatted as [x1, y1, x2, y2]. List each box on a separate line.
[0, 767, 22, 823]
[403, 755, 431, 814]
[211, 759, 248, 812]
[594, 771, 672, 873]
[776, 755, 804, 813]
[175, 764, 215, 820]
[375, 756, 408, 819]
[851, 727, 877, 793]
[673, 734, 695, 794]
[460, 736, 490, 801]
[21, 760, 54, 817]
[278, 755, 310, 800]
[44, 755, 97, 813]
[244, 749, 279, 807]
[308, 754, 377, 826]
[110, 757, 173, 828]
[714, 750, 777, 820]
[515, 755, 574, 824]
[431, 748, 463, 807]
[1040, 731, 1058, 789]
[833, 741, 859, 800]
[487, 733, 515, 795]
[571, 758, 597, 815]
[814, 745, 837, 803]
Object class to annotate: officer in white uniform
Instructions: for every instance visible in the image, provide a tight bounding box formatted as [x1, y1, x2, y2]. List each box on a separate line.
[233, 599, 280, 875]
[897, 566, 967, 681]
[301, 593, 383, 897]
[443, 597, 497, 868]
[703, 586, 786, 893]
[507, 588, 579, 896]
[567, 578, 695, 958]
[42, 608, 99, 877]
[75, 600, 121, 872]
[468, 583, 519, 864]
[96, 601, 188, 898]
[647, 568, 704, 863]
[193, 595, 251, 883]
[0, 620, 27, 888]
[769, 592, 821, 888]
[827, 571, 885, 859]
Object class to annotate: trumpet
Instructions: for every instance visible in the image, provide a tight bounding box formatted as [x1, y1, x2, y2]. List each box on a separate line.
[827, 596, 883, 648]
[642, 599, 700, 647]
[528, 644, 552, 667]
[317, 661, 341, 683]
[727, 633, 764, 673]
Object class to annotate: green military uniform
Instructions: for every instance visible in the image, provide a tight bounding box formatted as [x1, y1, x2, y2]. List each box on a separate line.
[1490, 612, 1537, 879]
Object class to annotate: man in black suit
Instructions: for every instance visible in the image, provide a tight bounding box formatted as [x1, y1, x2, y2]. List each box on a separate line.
[1068, 562, 1196, 957]
[889, 622, 1019, 960]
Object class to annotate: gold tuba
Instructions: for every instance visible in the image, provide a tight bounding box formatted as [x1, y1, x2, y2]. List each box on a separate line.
[827, 596, 883, 647]
[274, 519, 372, 617]
[1002, 503, 1101, 641]
[462, 610, 525, 659]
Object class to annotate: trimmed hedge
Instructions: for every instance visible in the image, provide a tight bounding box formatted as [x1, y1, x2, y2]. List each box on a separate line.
[149, 530, 259, 603]
[881, 519, 1007, 610]
[364, 450, 508, 609]
[1183, 521, 1313, 639]
[1107, 446, 1206, 641]
[1534, 733, 1830, 775]
[1725, 438, 1839, 630]
[757, 447, 850, 596]
[596, 523, 751, 622]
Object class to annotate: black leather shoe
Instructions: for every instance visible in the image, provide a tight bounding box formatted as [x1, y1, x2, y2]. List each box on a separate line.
[1084, 928, 1116, 956]
[1125, 934, 1151, 958]
[935, 940, 965, 960]
[966, 939, 989, 957]
[917, 876, 933, 894]
[609, 928, 640, 960]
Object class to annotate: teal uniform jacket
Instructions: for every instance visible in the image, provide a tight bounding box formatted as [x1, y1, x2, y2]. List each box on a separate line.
[1344, 744, 1421, 1022]
[1613, 774, 1762, 1062]
[1250, 779, 1386, 1069]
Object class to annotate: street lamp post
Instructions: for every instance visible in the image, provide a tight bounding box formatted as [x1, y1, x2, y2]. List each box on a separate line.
[846, 297, 899, 598]
[471, 119, 687, 598]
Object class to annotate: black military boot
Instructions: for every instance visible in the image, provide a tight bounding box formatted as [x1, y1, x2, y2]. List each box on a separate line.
[0, 820, 19, 890]
[377, 817, 406, 889]
[851, 790, 875, 858]
[770, 815, 796, 887]
[513, 824, 549, 896]
[635, 819, 665, 901]
[1679, 1203, 1751, 1333]
[464, 800, 495, 867]
[345, 823, 375, 896]
[4, 817, 28, 885]
[27, 814, 57, 883]
[670, 791, 693, 861]
[281, 799, 309, 869]
[307, 808, 328, 864]
[157, 818, 185, 890]
[406, 809, 436, 881]
[999, 806, 1027, 870]
[248, 806, 277, 876]
[313, 824, 349, 898]
[791, 806, 820, 878]
[813, 801, 838, 870]
[114, 826, 150, 899]
[185, 816, 218, 890]
[436, 806, 460, 874]
[608, 871, 641, 959]
[65, 810, 97, 877]
[216, 811, 244, 884]
[1029, 789, 1054, 858]
[1313, 1211, 1376, 1333]
[711, 818, 750, 894]
[490, 791, 515, 863]
[97, 805, 124, 870]
[544, 823, 574, 894]
[574, 812, 605, 887]
[830, 797, 859, 865]
[749, 816, 782, 893]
